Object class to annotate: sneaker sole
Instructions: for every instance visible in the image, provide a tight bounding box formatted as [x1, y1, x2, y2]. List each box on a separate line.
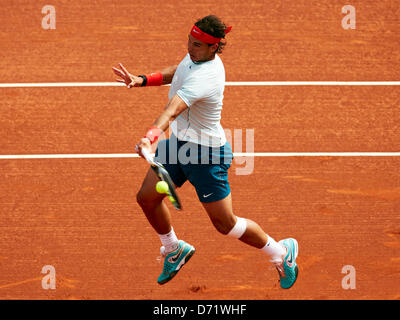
[281, 265, 299, 289]
[158, 247, 195, 285]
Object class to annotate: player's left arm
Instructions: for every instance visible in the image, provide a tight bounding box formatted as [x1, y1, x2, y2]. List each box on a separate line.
[136, 94, 188, 156]
[160, 65, 178, 85]
[113, 63, 177, 88]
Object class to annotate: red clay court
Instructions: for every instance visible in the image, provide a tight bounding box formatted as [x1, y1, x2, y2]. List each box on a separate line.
[0, 1, 399, 300]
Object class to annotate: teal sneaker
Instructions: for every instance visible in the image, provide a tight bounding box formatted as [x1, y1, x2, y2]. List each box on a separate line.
[157, 240, 195, 285]
[274, 238, 299, 289]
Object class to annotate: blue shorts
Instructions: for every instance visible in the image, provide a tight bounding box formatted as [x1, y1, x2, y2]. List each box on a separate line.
[154, 135, 233, 203]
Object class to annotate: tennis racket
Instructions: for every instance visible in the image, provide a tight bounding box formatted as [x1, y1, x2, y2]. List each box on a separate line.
[141, 148, 182, 211]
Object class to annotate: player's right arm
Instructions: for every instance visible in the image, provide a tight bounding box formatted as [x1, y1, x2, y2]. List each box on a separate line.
[135, 94, 188, 157]
[112, 63, 177, 88]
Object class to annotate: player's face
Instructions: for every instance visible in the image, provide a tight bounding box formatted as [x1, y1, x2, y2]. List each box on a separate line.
[188, 34, 218, 63]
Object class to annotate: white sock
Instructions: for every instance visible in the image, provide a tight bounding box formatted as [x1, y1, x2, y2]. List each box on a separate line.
[158, 227, 179, 253]
[261, 235, 287, 263]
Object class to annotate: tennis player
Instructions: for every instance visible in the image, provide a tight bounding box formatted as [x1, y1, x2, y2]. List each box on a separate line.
[113, 15, 299, 289]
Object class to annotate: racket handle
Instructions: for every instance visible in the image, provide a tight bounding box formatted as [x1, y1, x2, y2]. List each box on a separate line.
[141, 148, 154, 164]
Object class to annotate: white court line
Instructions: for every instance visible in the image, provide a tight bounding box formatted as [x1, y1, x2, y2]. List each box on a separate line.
[0, 153, 400, 160]
[1, 81, 400, 88]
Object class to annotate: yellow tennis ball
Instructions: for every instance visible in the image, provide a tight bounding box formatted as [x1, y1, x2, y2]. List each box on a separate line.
[156, 181, 169, 194]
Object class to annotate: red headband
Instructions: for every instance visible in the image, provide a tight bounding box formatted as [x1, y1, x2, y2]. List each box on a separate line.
[190, 25, 232, 44]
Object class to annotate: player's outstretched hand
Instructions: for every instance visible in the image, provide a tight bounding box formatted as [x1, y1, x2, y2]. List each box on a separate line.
[112, 63, 144, 88]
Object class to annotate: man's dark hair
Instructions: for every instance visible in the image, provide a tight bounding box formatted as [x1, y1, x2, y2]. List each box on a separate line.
[195, 15, 229, 54]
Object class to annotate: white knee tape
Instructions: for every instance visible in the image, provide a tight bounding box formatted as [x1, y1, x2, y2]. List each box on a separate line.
[227, 217, 247, 238]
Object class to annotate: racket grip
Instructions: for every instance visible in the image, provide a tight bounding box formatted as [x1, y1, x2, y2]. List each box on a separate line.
[141, 148, 153, 164]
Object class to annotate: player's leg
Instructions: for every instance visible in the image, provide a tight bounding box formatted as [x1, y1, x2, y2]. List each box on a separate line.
[186, 139, 299, 288]
[136, 137, 195, 285]
[201, 193, 299, 288]
[189, 160, 287, 261]
[200, 193, 268, 248]
[137, 137, 185, 238]
[136, 167, 171, 234]
[201, 193, 285, 258]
